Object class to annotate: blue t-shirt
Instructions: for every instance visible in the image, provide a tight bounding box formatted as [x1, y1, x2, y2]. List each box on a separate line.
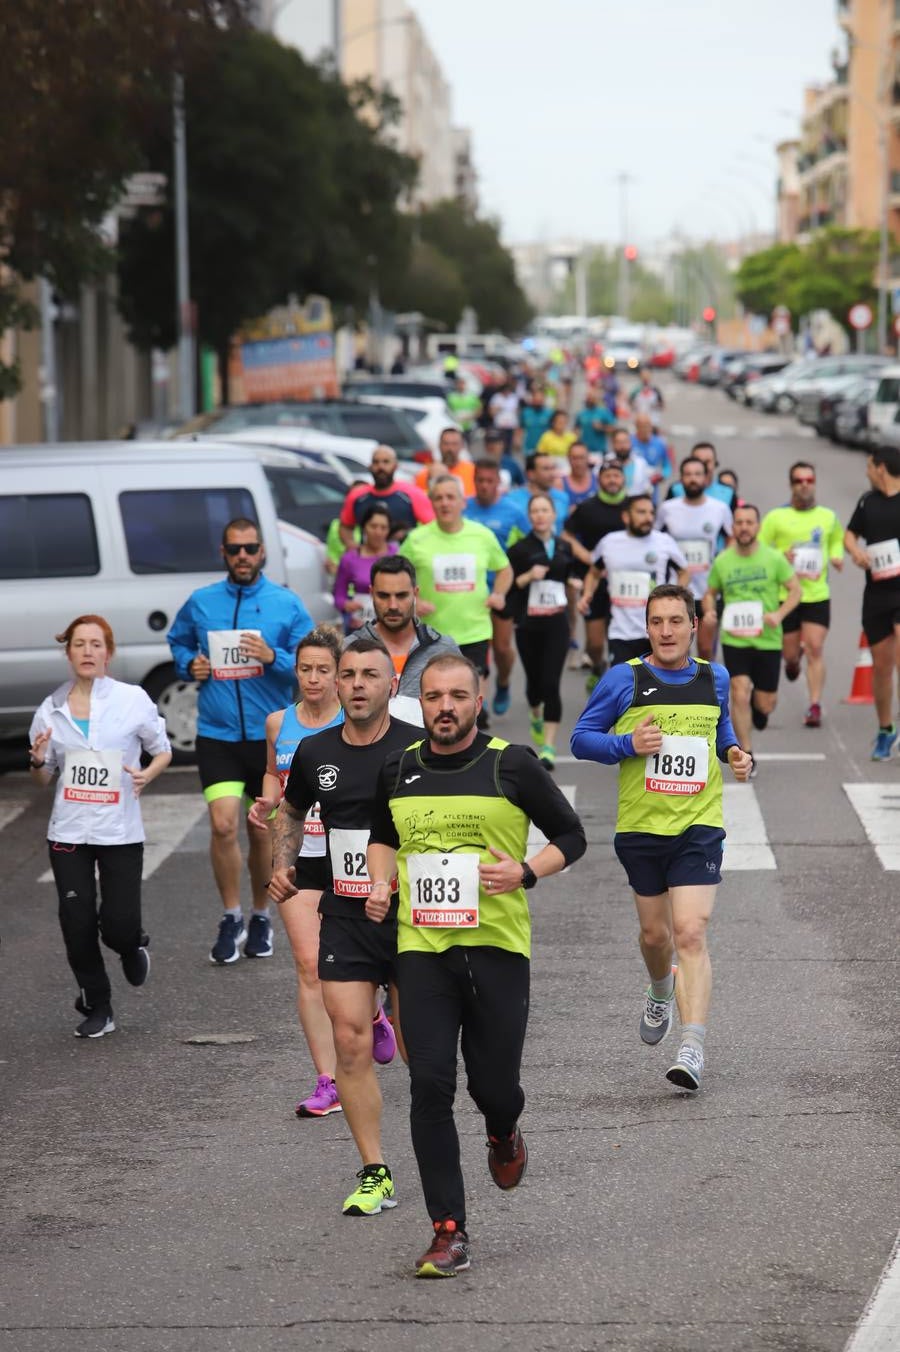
[464, 495, 527, 548]
[505, 486, 570, 537]
[520, 406, 554, 453]
[562, 472, 598, 510]
[575, 406, 616, 454]
[502, 453, 526, 487]
[631, 434, 670, 476]
[669, 480, 736, 509]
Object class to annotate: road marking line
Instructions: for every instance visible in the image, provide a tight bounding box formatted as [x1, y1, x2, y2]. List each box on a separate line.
[711, 425, 738, 437]
[39, 793, 207, 883]
[528, 786, 575, 852]
[0, 801, 28, 832]
[842, 784, 900, 870]
[722, 785, 776, 870]
[755, 753, 827, 762]
[843, 1229, 900, 1352]
[669, 424, 697, 436]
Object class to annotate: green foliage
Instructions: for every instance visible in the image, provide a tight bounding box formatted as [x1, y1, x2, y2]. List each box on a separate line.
[116, 31, 417, 364]
[554, 246, 680, 324]
[390, 200, 532, 334]
[735, 228, 880, 329]
[390, 240, 467, 331]
[0, 282, 39, 400]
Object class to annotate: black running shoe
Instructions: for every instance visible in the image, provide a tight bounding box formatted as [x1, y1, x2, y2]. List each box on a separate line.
[121, 940, 150, 986]
[751, 703, 768, 731]
[75, 1005, 115, 1039]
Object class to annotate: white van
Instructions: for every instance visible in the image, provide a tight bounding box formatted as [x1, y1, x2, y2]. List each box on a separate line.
[0, 441, 337, 757]
[868, 365, 900, 440]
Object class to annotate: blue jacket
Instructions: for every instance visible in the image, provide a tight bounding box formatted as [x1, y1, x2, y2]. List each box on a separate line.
[168, 574, 312, 741]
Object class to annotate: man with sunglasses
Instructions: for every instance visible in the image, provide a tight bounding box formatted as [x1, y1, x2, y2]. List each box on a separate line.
[759, 462, 844, 728]
[168, 518, 313, 963]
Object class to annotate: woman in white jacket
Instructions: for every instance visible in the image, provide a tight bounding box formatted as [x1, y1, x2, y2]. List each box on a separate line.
[28, 615, 171, 1038]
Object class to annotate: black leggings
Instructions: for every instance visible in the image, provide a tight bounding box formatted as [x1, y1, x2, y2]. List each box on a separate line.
[48, 841, 145, 1008]
[397, 946, 530, 1229]
[514, 613, 569, 723]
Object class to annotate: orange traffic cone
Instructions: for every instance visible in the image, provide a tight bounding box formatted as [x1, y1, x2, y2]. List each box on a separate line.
[843, 631, 874, 705]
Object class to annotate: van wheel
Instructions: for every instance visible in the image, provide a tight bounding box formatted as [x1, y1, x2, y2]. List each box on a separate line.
[775, 392, 795, 415]
[143, 665, 198, 764]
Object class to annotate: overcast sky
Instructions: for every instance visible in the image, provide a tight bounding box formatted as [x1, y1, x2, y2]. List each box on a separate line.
[278, 0, 838, 248]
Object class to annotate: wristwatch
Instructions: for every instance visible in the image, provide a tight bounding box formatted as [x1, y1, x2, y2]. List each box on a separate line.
[520, 862, 537, 890]
[28, 753, 45, 769]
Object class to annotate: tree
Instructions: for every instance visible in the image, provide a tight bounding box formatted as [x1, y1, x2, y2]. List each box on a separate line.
[0, 1, 248, 396]
[734, 243, 802, 319]
[735, 229, 879, 330]
[394, 200, 532, 334]
[116, 30, 417, 391]
[390, 240, 466, 332]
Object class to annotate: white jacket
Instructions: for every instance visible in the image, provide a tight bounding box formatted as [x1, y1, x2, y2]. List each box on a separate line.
[30, 677, 170, 845]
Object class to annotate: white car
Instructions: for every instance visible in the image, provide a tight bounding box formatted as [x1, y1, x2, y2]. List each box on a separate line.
[354, 394, 455, 455]
[202, 425, 423, 483]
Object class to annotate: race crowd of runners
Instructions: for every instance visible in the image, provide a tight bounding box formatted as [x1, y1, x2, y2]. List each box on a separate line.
[26, 347, 900, 1277]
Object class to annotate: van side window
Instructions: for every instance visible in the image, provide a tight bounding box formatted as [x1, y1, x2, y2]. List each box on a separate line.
[120, 488, 257, 573]
[0, 493, 99, 578]
[876, 378, 900, 403]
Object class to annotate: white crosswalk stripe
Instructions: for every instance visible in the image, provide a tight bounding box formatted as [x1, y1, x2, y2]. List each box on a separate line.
[843, 784, 900, 870]
[664, 422, 816, 442]
[722, 785, 777, 870]
[37, 793, 207, 883]
[0, 801, 28, 833]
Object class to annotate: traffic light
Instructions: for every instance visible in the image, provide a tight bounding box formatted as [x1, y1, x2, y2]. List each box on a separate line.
[702, 306, 717, 323]
[624, 244, 638, 262]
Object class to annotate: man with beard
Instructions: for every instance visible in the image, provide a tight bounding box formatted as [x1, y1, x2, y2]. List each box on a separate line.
[267, 639, 420, 1217]
[657, 456, 733, 658]
[168, 518, 312, 964]
[346, 554, 460, 725]
[339, 445, 435, 548]
[365, 653, 585, 1277]
[579, 495, 690, 666]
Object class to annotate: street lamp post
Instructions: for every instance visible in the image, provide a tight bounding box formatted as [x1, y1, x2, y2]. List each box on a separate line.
[173, 73, 194, 421]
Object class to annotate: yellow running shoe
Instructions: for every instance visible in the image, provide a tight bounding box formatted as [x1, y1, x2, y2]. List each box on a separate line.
[342, 1164, 396, 1216]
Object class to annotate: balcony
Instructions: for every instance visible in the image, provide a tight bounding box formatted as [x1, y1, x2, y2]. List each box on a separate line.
[891, 171, 900, 207]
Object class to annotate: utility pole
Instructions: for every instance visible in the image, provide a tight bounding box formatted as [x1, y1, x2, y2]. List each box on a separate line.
[173, 73, 195, 420]
[332, 0, 341, 71]
[616, 172, 634, 319]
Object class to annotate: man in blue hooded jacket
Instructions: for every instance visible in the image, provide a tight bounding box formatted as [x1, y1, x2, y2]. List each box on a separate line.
[168, 517, 312, 964]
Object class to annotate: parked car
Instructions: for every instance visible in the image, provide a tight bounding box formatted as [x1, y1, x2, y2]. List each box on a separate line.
[875, 402, 900, 453]
[673, 345, 715, 382]
[353, 393, 454, 453]
[747, 355, 882, 415]
[796, 359, 890, 428]
[722, 352, 793, 401]
[833, 376, 880, 448]
[696, 348, 749, 387]
[0, 441, 336, 757]
[602, 329, 644, 372]
[867, 365, 900, 442]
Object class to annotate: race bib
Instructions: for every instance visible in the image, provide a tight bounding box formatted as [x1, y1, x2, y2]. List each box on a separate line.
[208, 629, 263, 680]
[389, 694, 425, 727]
[432, 554, 476, 592]
[354, 594, 376, 623]
[867, 538, 900, 581]
[527, 579, 567, 616]
[792, 545, 823, 580]
[304, 803, 324, 836]
[329, 828, 371, 897]
[408, 852, 480, 928]
[681, 539, 711, 573]
[645, 735, 709, 797]
[609, 570, 651, 608]
[722, 600, 763, 637]
[63, 748, 123, 804]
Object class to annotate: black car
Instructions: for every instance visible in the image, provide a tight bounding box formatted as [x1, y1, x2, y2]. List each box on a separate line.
[722, 353, 793, 401]
[262, 461, 349, 542]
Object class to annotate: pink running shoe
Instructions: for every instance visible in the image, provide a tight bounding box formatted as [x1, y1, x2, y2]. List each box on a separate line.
[372, 1006, 397, 1065]
[295, 1075, 342, 1118]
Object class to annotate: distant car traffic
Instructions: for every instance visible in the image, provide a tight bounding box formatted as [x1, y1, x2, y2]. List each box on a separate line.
[832, 375, 880, 448]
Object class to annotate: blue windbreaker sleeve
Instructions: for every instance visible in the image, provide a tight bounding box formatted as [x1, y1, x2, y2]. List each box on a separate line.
[712, 662, 740, 760]
[167, 598, 200, 680]
[570, 664, 638, 764]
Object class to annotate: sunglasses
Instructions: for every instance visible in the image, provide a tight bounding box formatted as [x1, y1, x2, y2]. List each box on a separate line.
[790, 476, 815, 485]
[224, 542, 261, 556]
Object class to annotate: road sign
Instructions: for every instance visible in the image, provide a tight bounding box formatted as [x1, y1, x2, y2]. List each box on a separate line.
[849, 302, 873, 331]
[771, 312, 791, 336]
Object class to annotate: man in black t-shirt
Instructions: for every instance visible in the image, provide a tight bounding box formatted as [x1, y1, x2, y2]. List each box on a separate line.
[269, 638, 419, 1216]
[845, 444, 900, 760]
[561, 454, 628, 686]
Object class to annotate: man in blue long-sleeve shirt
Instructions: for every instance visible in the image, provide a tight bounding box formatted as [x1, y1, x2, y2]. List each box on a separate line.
[571, 583, 751, 1093]
[168, 517, 312, 964]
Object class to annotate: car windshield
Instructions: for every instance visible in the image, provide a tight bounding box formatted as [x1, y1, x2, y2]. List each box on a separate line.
[207, 404, 317, 432]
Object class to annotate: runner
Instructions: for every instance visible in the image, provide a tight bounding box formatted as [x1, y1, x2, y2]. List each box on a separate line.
[519, 388, 554, 455]
[415, 427, 476, 499]
[561, 441, 598, 513]
[332, 503, 398, 634]
[656, 455, 733, 659]
[759, 461, 844, 728]
[267, 639, 420, 1215]
[505, 453, 570, 538]
[482, 428, 526, 488]
[844, 444, 900, 759]
[446, 375, 481, 443]
[464, 459, 528, 716]
[399, 476, 512, 721]
[609, 425, 653, 497]
[167, 517, 313, 964]
[366, 652, 586, 1276]
[628, 369, 665, 420]
[701, 505, 801, 773]
[631, 412, 675, 504]
[536, 408, 578, 460]
[339, 446, 434, 548]
[488, 380, 520, 455]
[29, 615, 171, 1038]
[571, 584, 752, 1092]
[579, 495, 689, 666]
[667, 442, 737, 514]
[506, 493, 579, 769]
[346, 554, 461, 726]
[574, 385, 616, 455]
[247, 628, 357, 1116]
[562, 453, 629, 687]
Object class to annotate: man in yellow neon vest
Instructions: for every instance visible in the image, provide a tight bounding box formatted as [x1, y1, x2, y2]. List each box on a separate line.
[571, 583, 752, 1093]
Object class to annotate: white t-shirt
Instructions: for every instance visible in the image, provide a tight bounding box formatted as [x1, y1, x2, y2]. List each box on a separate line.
[656, 495, 733, 598]
[489, 392, 520, 430]
[592, 529, 688, 641]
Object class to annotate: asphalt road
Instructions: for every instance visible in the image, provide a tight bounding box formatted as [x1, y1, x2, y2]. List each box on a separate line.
[1, 377, 898, 1352]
